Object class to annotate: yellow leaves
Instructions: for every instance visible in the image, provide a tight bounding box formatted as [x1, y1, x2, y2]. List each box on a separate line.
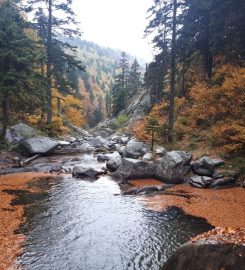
[64, 107, 86, 127]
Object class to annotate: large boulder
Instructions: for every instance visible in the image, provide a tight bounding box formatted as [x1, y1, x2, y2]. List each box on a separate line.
[72, 166, 104, 180]
[6, 123, 38, 144]
[155, 151, 192, 184]
[161, 244, 245, 270]
[124, 139, 150, 159]
[20, 136, 59, 156]
[112, 158, 156, 181]
[106, 152, 122, 172]
[191, 156, 224, 176]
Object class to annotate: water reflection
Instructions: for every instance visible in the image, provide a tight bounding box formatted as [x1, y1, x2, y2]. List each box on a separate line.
[19, 176, 212, 270]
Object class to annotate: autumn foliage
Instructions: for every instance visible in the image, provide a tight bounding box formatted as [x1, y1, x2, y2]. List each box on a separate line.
[134, 65, 245, 155]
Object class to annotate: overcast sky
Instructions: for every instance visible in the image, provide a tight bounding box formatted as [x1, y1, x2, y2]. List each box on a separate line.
[73, 0, 154, 62]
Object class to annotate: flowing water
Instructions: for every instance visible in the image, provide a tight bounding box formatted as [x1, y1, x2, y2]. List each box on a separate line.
[17, 154, 212, 270]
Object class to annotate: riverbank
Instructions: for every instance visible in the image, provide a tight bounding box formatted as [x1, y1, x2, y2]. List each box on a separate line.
[0, 172, 55, 270]
[129, 179, 245, 227]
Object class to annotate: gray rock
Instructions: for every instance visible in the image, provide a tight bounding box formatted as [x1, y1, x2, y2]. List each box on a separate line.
[155, 151, 192, 184]
[112, 158, 156, 181]
[20, 136, 59, 156]
[212, 159, 225, 167]
[89, 136, 107, 148]
[97, 154, 111, 162]
[192, 157, 225, 177]
[107, 140, 117, 149]
[136, 186, 161, 195]
[115, 144, 126, 155]
[212, 171, 225, 179]
[49, 165, 63, 173]
[65, 136, 77, 143]
[142, 153, 153, 161]
[161, 244, 245, 270]
[80, 142, 95, 152]
[191, 156, 215, 176]
[57, 140, 71, 146]
[6, 123, 38, 144]
[70, 125, 91, 137]
[121, 137, 130, 144]
[106, 152, 122, 172]
[72, 166, 104, 180]
[155, 146, 167, 156]
[209, 177, 236, 188]
[190, 175, 213, 188]
[110, 134, 123, 143]
[124, 139, 150, 159]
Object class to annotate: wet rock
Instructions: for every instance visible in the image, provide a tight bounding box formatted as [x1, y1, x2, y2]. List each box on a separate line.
[112, 158, 156, 181]
[142, 153, 153, 161]
[209, 177, 236, 188]
[213, 169, 239, 181]
[20, 136, 59, 156]
[65, 136, 77, 143]
[72, 166, 104, 180]
[57, 140, 71, 147]
[49, 165, 63, 173]
[124, 139, 150, 159]
[161, 244, 245, 270]
[122, 186, 161, 196]
[97, 153, 111, 162]
[106, 152, 122, 172]
[80, 142, 95, 152]
[136, 186, 161, 195]
[155, 146, 167, 157]
[155, 151, 192, 184]
[190, 175, 213, 188]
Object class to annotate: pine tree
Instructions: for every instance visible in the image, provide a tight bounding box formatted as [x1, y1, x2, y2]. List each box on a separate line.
[0, 0, 36, 141]
[24, 0, 84, 127]
[128, 58, 142, 98]
[111, 52, 129, 116]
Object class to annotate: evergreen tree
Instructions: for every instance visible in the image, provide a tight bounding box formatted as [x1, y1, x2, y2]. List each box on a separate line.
[0, 0, 36, 141]
[24, 0, 84, 126]
[146, 0, 184, 142]
[111, 52, 129, 116]
[128, 58, 142, 98]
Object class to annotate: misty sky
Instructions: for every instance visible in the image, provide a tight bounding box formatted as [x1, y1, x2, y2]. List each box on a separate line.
[73, 0, 154, 62]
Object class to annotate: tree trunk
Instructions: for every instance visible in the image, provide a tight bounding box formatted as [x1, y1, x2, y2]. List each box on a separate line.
[167, 0, 177, 143]
[0, 91, 10, 142]
[46, 0, 53, 126]
[204, 9, 213, 80]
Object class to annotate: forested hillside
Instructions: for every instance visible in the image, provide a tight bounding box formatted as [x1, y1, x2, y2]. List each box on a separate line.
[64, 39, 145, 126]
[130, 0, 245, 159]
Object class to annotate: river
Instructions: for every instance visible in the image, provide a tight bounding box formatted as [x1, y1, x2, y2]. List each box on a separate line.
[15, 153, 212, 270]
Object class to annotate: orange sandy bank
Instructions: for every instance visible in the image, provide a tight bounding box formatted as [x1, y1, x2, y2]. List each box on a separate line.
[129, 179, 245, 228]
[0, 172, 54, 270]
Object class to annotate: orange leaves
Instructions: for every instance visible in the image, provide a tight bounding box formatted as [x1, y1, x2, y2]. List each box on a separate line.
[133, 65, 245, 155]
